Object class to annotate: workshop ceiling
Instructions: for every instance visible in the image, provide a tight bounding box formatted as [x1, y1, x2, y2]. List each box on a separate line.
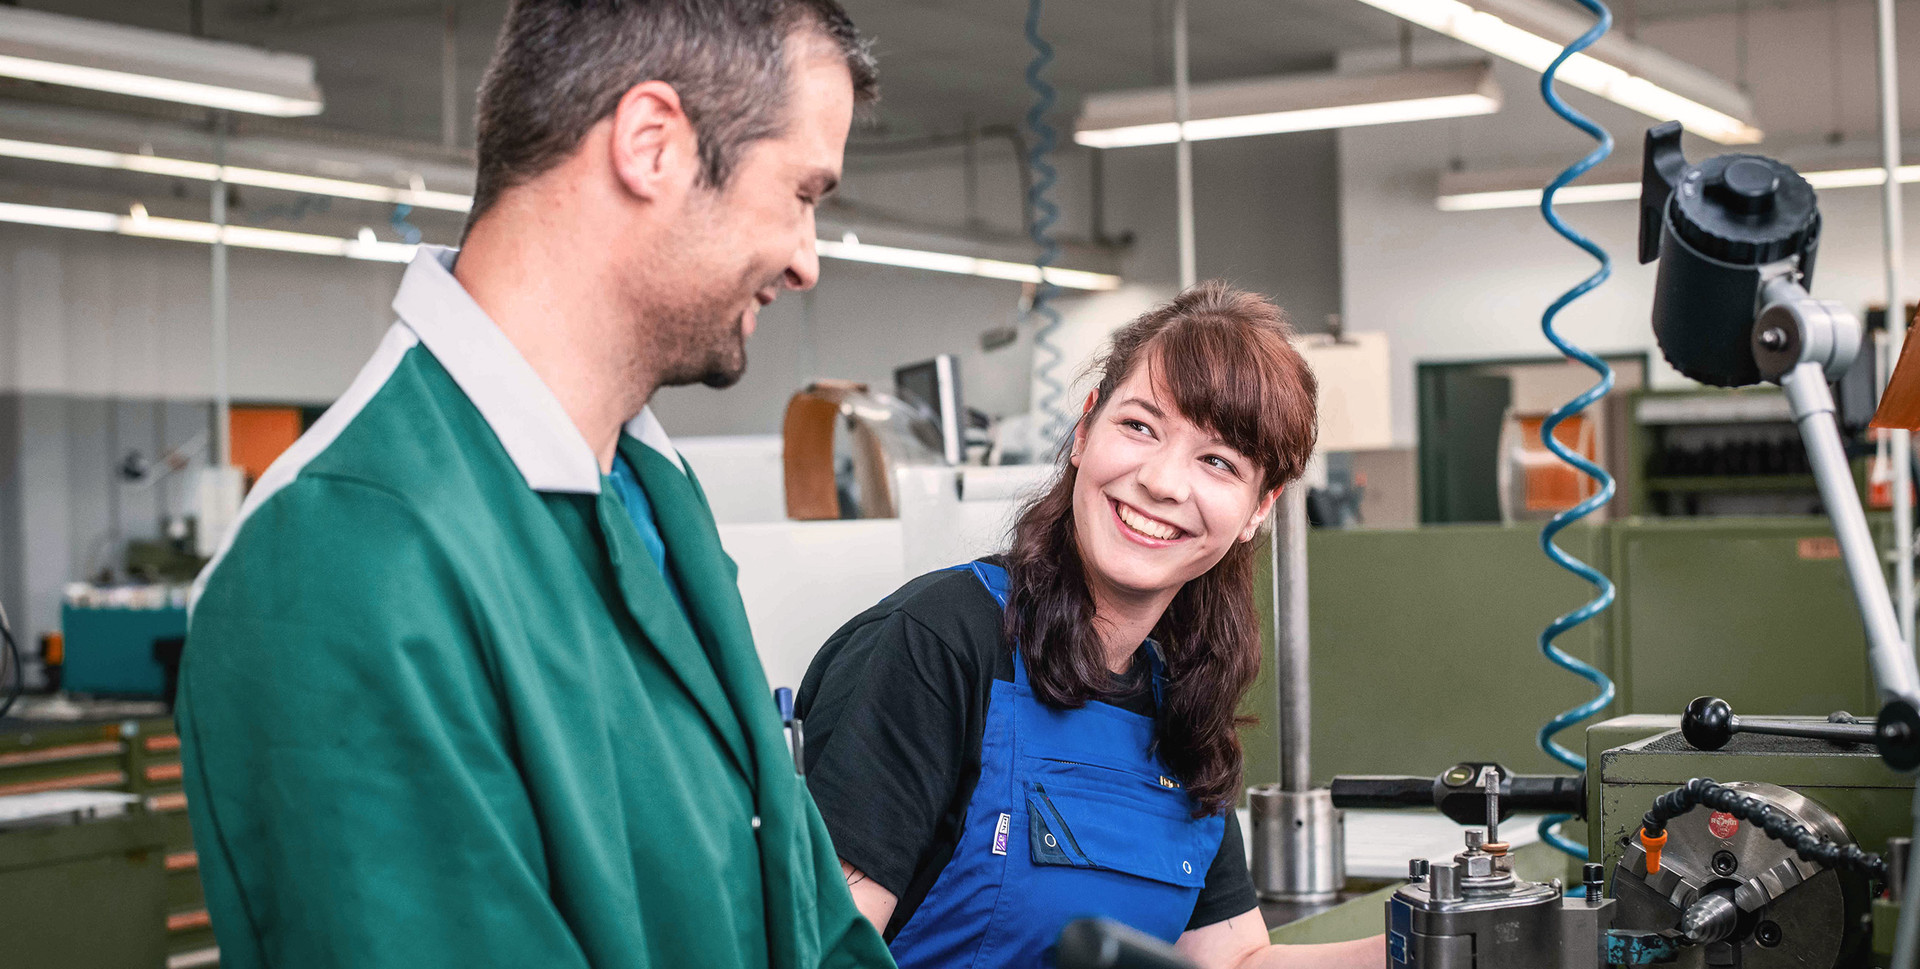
[2, 0, 1798, 149]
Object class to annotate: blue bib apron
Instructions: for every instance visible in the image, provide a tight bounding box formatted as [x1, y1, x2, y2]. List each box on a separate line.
[888, 560, 1226, 969]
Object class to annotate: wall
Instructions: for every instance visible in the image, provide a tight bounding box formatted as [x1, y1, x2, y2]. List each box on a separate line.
[1338, 0, 1920, 445]
[649, 130, 1346, 435]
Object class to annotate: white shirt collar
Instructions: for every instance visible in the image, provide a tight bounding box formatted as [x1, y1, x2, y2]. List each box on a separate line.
[392, 245, 681, 494]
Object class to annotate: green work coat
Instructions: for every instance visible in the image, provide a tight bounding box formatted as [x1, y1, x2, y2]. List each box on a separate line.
[178, 247, 891, 969]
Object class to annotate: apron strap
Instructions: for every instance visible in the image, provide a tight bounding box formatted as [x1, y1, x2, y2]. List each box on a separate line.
[954, 559, 1170, 708]
[1143, 641, 1169, 710]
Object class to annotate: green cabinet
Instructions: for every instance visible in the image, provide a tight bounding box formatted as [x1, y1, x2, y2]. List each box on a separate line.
[1241, 516, 1884, 790]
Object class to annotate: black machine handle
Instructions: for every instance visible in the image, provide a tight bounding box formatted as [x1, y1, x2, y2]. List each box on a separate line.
[1054, 919, 1197, 969]
[1681, 696, 1877, 750]
[1681, 695, 1920, 772]
[1330, 762, 1586, 826]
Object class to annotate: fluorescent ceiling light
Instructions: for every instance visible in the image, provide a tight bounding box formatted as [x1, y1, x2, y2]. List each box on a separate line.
[816, 237, 1121, 291]
[0, 199, 1122, 290]
[0, 200, 413, 262]
[0, 137, 472, 211]
[1075, 63, 1502, 148]
[0, 8, 322, 116]
[1349, 0, 1761, 144]
[1438, 163, 1920, 211]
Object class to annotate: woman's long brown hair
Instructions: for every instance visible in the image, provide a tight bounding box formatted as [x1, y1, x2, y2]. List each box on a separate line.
[1002, 281, 1318, 816]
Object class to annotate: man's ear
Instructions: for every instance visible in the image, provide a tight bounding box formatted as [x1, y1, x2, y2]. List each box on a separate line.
[1240, 485, 1283, 543]
[609, 80, 698, 203]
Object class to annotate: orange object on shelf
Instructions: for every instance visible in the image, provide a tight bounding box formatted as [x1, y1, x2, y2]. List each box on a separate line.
[1516, 415, 1599, 512]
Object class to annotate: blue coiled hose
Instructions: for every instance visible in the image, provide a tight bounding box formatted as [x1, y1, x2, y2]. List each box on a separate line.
[1535, 0, 1621, 860]
[390, 204, 424, 246]
[1022, 0, 1069, 446]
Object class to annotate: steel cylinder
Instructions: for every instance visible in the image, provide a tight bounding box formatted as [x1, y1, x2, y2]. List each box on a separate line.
[1248, 785, 1344, 902]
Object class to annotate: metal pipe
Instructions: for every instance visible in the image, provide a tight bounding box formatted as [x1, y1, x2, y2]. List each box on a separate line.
[1172, 0, 1196, 289]
[1893, 785, 1920, 969]
[1783, 362, 1920, 702]
[1872, 0, 1912, 645]
[441, 2, 459, 150]
[211, 113, 230, 470]
[963, 113, 981, 231]
[1274, 484, 1312, 792]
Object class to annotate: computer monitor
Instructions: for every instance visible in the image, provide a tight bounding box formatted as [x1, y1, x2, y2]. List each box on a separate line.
[894, 354, 963, 466]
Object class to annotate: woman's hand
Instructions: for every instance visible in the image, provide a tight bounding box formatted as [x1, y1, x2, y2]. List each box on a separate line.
[1176, 907, 1386, 969]
[840, 858, 898, 934]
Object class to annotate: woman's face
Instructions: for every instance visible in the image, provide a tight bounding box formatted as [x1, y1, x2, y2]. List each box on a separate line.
[1070, 364, 1280, 604]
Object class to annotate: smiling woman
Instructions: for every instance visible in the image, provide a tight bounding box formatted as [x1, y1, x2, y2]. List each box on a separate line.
[796, 283, 1383, 969]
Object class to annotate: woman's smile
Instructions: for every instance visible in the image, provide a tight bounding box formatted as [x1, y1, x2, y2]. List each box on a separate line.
[1109, 497, 1191, 546]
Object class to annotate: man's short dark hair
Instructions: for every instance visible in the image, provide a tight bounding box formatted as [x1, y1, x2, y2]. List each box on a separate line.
[469, 0, 877, 223]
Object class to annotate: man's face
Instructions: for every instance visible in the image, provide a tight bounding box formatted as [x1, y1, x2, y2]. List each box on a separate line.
[653, 39, 853, 389]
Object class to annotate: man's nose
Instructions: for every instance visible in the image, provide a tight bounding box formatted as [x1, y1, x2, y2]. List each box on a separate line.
[786, 228, 821, 292]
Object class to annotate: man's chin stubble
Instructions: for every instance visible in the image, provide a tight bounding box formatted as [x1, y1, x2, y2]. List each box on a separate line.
[701, 360, 746, 389]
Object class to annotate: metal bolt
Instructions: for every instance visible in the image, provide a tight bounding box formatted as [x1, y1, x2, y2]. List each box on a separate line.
[1711, 850, 1739, 876]
[1465, 829, 1486, 850]
[1755, 921, 1782, 947]
[1466, 854, 1495, 877]
[1409, 858, 1430, 882]
[1759, 327, 1790, 351]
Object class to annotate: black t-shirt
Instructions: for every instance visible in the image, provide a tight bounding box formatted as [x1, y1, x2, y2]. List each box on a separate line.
[796, 561, 1258, 941]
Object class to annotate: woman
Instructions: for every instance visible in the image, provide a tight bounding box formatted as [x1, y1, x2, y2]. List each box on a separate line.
[796, 283, 1382, 968]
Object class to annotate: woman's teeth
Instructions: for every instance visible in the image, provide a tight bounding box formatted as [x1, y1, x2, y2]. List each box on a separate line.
[1117, 503, 1183, 541]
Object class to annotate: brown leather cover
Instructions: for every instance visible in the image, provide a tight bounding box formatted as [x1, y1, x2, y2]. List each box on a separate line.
[1872, 304, 1920, 429]
[782, 380, 867, 520]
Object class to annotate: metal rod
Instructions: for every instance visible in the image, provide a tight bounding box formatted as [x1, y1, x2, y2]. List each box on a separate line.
[1734, 719, 1878, 744]
[441, 2, 460, 150]
[1172, 0, 1196, 289]
[1872, 0, 1913, 646]
[1783, 361, 1920, 703]
[963, 113, 980, 230]
[211, 113, 230, 470]
[1894, 786, 1920, 969]
[1481, 766, 1500, 844]
[1274, 484, 1312, 792]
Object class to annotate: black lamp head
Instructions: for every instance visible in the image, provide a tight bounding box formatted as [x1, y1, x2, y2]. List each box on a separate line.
[1638, 122, 1821, 388]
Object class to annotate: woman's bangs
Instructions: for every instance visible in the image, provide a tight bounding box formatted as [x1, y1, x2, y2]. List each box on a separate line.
[1144, 320, 1293, 483]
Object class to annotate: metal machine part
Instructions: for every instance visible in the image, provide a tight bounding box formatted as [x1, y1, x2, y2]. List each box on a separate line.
[1610, 781, 1873, 968]
[1638, 122, 1920, 738]
[1637, 123, 1821, 390]
[1249, 486, 1345, 902]
[1387, 769, 1614, 967]
[1330, 761, 1586, 827]
[1681, 697, 1878, 751]
[1249, 786, 1343, 903]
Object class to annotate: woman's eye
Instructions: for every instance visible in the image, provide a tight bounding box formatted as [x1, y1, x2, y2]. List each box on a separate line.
[1121, 419, 1152, 435]
[1204, 455, 1239, 474]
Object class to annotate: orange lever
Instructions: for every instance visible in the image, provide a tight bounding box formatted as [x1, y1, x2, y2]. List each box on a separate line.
[1640, 827, 1667, 873]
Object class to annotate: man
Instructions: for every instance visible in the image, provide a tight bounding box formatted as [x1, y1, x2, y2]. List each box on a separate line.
[176, 3, 889, 967]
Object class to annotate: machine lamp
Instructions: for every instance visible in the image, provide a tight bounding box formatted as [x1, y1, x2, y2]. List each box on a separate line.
[0, 7, 323, 117]
[1073, 62, 1502, 148]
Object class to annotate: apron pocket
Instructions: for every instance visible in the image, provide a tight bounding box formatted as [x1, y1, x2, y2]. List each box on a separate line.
[1022, 780, 1211, 889]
